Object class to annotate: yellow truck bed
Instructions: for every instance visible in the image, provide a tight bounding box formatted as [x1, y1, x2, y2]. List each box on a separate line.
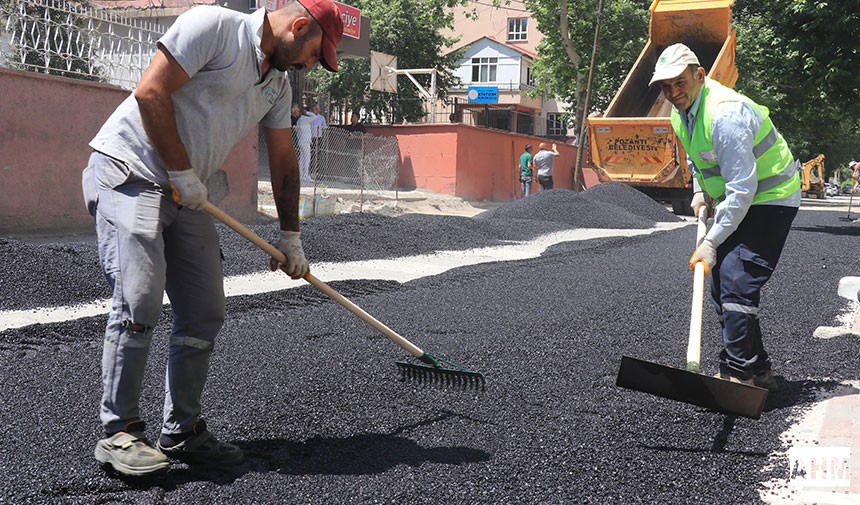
[586, 0, 736, 212]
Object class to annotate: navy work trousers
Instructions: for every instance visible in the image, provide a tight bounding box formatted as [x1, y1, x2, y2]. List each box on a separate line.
[710, 204, 797, 379]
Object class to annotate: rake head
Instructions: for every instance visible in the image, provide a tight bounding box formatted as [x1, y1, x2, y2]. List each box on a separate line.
[396, 352, 485, 391]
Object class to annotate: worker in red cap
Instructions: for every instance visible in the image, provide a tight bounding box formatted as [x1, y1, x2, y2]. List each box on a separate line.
[82, 0, 343, 477]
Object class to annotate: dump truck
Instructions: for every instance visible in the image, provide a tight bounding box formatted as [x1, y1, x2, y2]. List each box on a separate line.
[586, 0, 738, 214]
[800, 154, 826, 199]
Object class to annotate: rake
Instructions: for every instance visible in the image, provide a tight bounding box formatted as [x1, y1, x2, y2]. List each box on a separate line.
[201, 202, 485, 391]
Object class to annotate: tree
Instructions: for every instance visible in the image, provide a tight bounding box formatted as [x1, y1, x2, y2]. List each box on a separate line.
[313, 0, 467, 124]
[731, 0, 860, 176]
[525, 0, 649, 134]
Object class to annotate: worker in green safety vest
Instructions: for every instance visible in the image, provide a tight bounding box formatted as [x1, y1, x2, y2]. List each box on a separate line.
[650, 43, 801, 392]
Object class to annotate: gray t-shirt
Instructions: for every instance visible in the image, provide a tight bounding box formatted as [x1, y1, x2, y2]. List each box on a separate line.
[89, 6, 293, 186]
[533, 150, 558, 177]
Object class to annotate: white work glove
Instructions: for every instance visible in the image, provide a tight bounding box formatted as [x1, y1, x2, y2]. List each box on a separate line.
[689, 238, 717, 276]
[168, 170, 208, 210]
[270, 230, 309, 279]
[690, 191, 710, 217]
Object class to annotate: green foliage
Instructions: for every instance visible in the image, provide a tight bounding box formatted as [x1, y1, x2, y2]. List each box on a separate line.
[313, 0, 467, 123]
[525, 0, 649, 127]
[732, 0, 860, 176]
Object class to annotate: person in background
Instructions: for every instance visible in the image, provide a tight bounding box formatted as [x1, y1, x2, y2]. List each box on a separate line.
[306, 104, 327, 179]
[518, 144, 534, 198]
[651, 43, 800, 391]
[343, 112, 366, 133]
[849, 160, 859, 193]
[291, 103, 301, 127]
[81, 0, 343, 477]
[295, 104, 314, 183]
[533, 142, 560, 190]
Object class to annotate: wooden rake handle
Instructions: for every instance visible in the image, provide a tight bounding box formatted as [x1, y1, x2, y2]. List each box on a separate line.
[201, 202, 426, 358]
[686, 205, 709, 372]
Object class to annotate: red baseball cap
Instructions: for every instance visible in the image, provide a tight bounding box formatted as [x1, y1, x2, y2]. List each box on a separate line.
[297, 0, 343, 72]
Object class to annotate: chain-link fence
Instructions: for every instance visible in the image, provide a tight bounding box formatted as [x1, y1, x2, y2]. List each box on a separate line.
[260, 125, 401, 216]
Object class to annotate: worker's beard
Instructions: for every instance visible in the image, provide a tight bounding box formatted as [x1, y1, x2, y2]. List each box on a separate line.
[270, 32, 313, 72]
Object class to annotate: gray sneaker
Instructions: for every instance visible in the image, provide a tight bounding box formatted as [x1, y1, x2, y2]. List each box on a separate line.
[754, 370, 780, 391]
[94, 431, 169, 476]
[157, 422, 243, 466]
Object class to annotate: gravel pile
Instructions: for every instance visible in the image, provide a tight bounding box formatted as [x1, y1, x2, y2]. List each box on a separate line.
[0, 237, 107, 310]
[475, 183, 681, 228]
[2, 184, 675, 309]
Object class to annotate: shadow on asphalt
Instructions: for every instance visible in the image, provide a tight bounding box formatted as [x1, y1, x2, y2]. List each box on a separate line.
[792, 225, 860, 236]
[633, 378, 857, 458]
[104, 434, 490, 490]
[104, 416, 491, 489]
[241, 433, 491, 476]
[762, 377, 857, 413]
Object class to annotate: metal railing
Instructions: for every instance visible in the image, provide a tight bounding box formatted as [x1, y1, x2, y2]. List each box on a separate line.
[0, 0, 165, 89]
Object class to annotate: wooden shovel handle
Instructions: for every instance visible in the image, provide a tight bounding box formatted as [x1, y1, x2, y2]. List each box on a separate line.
[686, 206, 709, 372]
[201, 202, 425, 358]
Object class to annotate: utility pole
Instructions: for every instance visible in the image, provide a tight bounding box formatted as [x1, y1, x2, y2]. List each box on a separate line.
[573, 0, 605, 192]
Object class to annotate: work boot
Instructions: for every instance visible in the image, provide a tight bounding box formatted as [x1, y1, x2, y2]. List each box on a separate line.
[754, 370, 780, 392]
[94, 421, 169, 477]
[713, 371, 755, 386]
[157, 419, 243, 466]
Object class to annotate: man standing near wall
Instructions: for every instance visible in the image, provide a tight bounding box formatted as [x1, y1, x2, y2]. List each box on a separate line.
[81, 0, 343, 477]
[518, 144, 534, 197]
[533, 142, 559, 190]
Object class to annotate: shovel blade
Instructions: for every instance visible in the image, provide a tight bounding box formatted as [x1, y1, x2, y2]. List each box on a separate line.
[616, 356, 768, 419]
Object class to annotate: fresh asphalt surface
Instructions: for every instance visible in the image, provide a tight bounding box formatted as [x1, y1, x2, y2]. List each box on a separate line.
[1, 184, 859, 504]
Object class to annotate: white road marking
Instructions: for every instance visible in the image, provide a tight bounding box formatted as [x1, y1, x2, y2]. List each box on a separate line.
[0, 223, 687, 332]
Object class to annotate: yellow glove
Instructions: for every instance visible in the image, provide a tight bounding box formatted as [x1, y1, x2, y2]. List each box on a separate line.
[689, 239, 716, 276]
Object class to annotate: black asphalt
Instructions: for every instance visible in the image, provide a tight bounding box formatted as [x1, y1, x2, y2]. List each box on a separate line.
[1, 184, 858, 504]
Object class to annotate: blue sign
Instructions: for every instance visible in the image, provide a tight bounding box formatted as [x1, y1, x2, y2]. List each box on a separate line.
[467, 86, 498, 103]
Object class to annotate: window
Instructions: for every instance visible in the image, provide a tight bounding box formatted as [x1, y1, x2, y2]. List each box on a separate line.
[471, 57, 498, 83]
[508, 18, 528, 41]
[547, 113, 568, 137]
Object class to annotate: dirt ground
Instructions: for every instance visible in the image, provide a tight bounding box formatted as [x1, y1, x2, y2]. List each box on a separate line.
[258, 182, 503, 218]
[259, 181, 860, 221]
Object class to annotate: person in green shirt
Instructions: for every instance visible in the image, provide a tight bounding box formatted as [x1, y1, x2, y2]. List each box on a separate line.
[519, 144, 534, 198]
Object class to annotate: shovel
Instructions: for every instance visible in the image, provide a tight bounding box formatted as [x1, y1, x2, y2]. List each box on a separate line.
[615, 206, 769, 419]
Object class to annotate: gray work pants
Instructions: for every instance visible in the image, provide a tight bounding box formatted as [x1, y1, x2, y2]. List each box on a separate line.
[82, 152, 225, 435]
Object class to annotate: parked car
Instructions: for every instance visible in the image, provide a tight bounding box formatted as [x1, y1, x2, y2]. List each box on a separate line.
[843, 185, 855, 194]
[825, 183, 838, 196]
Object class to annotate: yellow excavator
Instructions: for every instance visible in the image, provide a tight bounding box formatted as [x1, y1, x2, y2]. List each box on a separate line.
[801, 154, 826, 199]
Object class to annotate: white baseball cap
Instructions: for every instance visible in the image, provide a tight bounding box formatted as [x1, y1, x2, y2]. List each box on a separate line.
[649, 43, 701, 85]
[850, 160, 858, 169]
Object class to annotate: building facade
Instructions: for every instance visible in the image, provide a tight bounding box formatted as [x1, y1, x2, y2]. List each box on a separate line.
[442, 0, 573, 141]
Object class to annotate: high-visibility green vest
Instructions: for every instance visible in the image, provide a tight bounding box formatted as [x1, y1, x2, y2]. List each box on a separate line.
[670, 78, 799, 203]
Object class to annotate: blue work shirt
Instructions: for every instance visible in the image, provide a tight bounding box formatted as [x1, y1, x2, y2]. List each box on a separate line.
[679, 89, 800, 246]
